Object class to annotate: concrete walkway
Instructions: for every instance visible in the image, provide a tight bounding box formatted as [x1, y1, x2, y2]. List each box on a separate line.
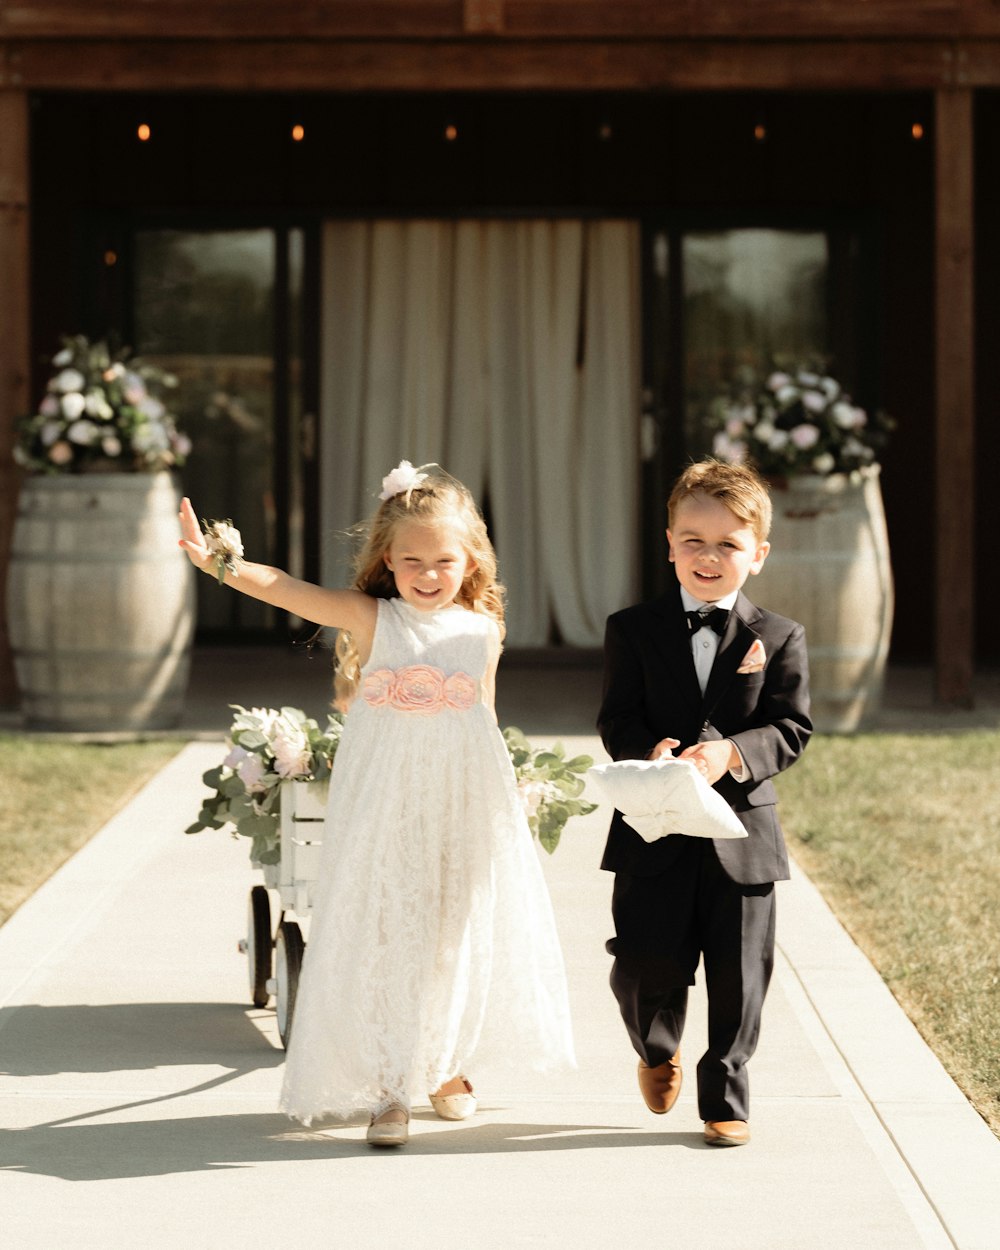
[2, 660, 1000, 1248]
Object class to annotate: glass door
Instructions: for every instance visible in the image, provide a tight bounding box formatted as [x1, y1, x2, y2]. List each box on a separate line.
[642, 221, 866, 599]
[131, 226, 314, 637]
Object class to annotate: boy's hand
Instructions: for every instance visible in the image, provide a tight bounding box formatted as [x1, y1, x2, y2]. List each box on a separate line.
[679, 739, 740, 786]
[647, 737, 681, 761]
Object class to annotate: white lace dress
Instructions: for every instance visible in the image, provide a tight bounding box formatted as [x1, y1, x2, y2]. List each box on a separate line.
[279, 596, 575, 1123]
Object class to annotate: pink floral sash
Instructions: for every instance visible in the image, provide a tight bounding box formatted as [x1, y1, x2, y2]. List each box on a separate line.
[362, 665, 478, 715]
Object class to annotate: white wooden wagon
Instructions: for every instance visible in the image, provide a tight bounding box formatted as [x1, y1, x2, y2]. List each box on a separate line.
[238, 779, 326, 1047]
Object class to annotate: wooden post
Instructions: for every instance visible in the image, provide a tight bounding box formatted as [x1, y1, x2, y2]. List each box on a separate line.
[934, 88, 975, 707]
[0, 89, 30, 709]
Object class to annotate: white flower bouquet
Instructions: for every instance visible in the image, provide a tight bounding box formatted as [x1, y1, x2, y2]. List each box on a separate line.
[709, 364, 893, 480]
[188, 708, 596, 862]
[187, 706, 345, 865]
[13, 335, 191, 474]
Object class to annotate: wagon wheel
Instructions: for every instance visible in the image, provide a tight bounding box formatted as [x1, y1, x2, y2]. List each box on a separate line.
[246, 885, 272, 1008]
[275, 919, 305, 1049]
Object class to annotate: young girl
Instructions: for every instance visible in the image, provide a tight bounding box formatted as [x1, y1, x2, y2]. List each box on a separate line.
[179, 462, 574, 1145]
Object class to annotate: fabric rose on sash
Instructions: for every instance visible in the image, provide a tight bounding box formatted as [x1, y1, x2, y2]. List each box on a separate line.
[390, 665, 447, 714]
[362, 669, 396, 707]
[442, 671, 477, 711]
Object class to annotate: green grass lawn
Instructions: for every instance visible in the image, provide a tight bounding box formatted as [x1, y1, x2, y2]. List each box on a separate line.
[0, 735, 184, 927]
[779, 729, 1000, 1136]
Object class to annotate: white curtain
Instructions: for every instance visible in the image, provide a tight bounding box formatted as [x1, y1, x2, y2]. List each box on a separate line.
[320, 218, 639, 647]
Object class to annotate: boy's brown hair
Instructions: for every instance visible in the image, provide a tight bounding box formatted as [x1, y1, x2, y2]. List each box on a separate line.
[667, 459, 773, 542]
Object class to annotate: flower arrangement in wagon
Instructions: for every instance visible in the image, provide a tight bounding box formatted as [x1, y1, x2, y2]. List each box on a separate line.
[13, 334, 191, 474]
[188, 707, 597, 862]
[709, 364, 893, 481]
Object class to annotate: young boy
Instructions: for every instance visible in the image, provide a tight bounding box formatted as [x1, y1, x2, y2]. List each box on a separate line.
[598, 459, 812, 1147]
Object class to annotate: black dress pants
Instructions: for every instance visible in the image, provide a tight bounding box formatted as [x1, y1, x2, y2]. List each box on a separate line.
[607, 837, 776, 1123]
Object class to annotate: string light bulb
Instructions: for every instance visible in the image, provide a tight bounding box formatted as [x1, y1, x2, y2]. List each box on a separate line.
[444, 123, 458, 142]
[753, 122, 767, 143]
[137, 123, 151, 142]
[598, 122, 613, 142]
[291, 124, 305, 142]
[911, 122, 925, 141]
[103, 250, 118, 267]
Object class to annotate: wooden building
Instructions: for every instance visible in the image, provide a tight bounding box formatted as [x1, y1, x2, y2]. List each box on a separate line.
[1, 2, 992, 707]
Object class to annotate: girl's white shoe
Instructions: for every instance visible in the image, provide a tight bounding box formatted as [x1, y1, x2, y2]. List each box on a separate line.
[429, 1075, 477, 1121]
[367, 1105, 409, 1146]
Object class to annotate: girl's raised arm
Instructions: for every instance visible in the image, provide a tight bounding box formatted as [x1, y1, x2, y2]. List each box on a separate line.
[178, 497, 377, 640]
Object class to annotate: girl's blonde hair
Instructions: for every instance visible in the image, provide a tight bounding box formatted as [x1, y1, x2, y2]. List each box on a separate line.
[334, 467, 505, 709]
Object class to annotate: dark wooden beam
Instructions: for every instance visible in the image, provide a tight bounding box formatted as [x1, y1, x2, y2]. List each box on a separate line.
[0, 89, 29, 709]
[0, 37, 985, 93]
[934, 86, 975, 706]
[3, 0, 999, 42]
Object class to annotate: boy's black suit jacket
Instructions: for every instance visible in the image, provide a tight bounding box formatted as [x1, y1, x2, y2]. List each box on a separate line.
[598, 588, 812, 886]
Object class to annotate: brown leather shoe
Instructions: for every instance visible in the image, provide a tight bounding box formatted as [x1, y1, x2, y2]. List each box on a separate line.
[637, 1053, 682, 1115]
[704, 1119, 750, 1147]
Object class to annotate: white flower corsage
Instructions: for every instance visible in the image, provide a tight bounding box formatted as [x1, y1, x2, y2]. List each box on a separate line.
[379, 459, 429, 502]
[203, 519, 244, 585]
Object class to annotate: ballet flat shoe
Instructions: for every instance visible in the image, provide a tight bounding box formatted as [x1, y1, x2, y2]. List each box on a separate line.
[367, 1105, 409, 1146]
[429, 1075, 477, 1121]
[703, 1119, 750, 1147]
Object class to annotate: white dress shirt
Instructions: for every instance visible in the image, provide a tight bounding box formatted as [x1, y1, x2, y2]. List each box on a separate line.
[678, 587, 749, 782]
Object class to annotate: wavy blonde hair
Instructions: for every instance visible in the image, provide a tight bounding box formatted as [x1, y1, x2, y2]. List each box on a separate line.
[333, 467, 505, 709]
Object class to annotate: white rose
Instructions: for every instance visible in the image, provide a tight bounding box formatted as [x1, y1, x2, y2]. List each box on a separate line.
[60, 392, 87, 420]
[40, 420, 63, 446]
[67, 419, 99, 445]
[775, 385, 799, 405]
[753, 421, 776, 442]
[768, 430, 790, 451]
[766, 371, 791, 391]
[52, 347, 74, 367]
[812, 452, 836, 474]
[85, 390, 115, 420]
[40, 394, 61, 417]
[101, 435, 122, 458]
[832, 402, 857, 429]
[53, 368, 86, 393]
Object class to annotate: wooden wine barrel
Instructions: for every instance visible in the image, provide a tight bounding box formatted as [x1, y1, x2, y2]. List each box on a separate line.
[6, 472, 195, 731]
[751, 468, 894, 734]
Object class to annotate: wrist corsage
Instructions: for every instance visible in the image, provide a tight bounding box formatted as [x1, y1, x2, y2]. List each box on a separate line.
[203, 519, 244, 585]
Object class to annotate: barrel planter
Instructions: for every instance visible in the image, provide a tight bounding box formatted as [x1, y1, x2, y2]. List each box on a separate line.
[751, 467, 894, 734]
[6, 472, 195, 731]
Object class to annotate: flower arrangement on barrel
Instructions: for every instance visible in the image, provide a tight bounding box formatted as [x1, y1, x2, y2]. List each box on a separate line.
[13, 334, 190, 474]
[188, 706, 597, 861]
[709, 364, 893, 481]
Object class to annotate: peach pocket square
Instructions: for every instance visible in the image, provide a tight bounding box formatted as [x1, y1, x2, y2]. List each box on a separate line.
[737, 639, 767, 674]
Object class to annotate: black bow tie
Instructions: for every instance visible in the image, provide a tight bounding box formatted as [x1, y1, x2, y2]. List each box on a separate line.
[686, 607, 729, 636]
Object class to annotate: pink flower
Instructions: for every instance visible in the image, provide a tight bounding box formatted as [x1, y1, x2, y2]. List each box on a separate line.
[362, 669, 396, 707]
[790, 424, 820, 450]
[390, 665, 446, 714]
[443, 671, 478, 711]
